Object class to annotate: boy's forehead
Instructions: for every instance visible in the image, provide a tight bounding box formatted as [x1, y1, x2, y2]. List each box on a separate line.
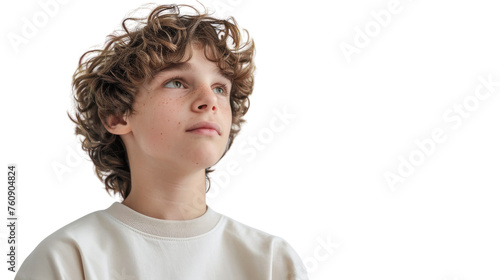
[157, 62, 192, 74]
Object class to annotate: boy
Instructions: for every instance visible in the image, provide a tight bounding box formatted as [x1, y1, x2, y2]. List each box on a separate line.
[16, 4, 308, 279]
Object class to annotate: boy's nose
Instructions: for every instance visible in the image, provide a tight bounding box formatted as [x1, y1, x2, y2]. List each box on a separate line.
[192, 85, 218, 113]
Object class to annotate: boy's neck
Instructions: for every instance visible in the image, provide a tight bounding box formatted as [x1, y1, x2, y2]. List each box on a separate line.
[122, 168, 208, 220]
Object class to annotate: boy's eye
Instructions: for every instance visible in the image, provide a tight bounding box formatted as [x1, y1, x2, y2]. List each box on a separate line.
[164, 80, 184, 89]
[213, 87, 225, 95]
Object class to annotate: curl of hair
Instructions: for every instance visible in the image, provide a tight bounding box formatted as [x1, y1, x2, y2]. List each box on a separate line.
[67, 4, 255, 200]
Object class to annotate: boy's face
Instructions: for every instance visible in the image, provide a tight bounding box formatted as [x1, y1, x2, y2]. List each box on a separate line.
[121, 44, 233, 172]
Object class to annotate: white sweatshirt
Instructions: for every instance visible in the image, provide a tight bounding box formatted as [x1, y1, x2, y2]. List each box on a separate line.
[15, 203, 309, 279]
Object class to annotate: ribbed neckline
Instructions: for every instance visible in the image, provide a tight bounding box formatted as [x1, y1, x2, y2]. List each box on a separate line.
[105, 202, 222, 238]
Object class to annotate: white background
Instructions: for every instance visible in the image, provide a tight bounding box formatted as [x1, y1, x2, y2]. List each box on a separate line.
[1, 0, 500, 279]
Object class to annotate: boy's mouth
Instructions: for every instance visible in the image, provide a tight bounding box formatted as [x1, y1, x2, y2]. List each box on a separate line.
[186, 121, 221, 136]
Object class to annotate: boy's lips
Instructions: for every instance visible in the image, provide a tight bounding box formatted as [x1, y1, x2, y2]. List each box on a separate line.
[186, 121, 221, 136]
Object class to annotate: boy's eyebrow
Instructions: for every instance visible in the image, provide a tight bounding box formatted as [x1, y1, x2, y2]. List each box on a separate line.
[156, 62, 232, 82]
[160, 62, 193, 72]
[151, 62, 192, 83]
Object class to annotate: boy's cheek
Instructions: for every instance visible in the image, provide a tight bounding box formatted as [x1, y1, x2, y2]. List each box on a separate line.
[223, 111, 233, 135]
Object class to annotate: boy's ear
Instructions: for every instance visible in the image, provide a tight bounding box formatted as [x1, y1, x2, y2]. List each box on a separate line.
[101, 113, 131, 135]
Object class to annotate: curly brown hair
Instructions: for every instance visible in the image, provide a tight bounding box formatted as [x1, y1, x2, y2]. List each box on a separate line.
[67, 4, 255, 200]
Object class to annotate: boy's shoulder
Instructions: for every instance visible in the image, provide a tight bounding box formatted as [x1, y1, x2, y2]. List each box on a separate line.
[221, 212, 283, 241]
[219, 211, 297, 253]
[23, 206, 114, 256]
[41, 206, 112, 242]
[218, 212, 309, 279]
[16, 207, 112, 279]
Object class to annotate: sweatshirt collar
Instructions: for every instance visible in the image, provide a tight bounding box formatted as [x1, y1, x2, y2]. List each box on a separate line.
[105, 202, 221, 238]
